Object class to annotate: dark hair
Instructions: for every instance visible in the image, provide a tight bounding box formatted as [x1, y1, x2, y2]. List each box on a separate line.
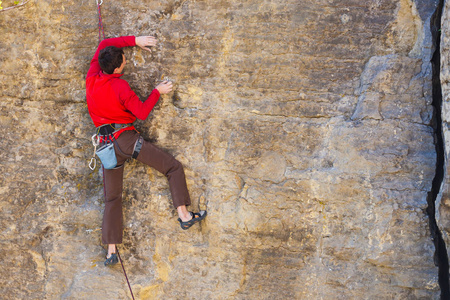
[98, 46, 124, 74]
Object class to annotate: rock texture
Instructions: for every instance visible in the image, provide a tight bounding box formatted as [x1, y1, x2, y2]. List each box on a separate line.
[0, 0, 442, 299]
[439, 0, 450, 288]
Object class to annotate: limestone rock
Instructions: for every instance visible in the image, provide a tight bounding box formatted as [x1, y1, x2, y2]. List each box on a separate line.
[438, 0, 450, 287]
[0, 0, 441, 299]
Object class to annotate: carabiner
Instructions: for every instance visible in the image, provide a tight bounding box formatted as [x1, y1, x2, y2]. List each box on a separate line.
[96, 0, 103, 6]
[89, 157, 97, 170]
[92, 134, 99, 147]
[89, 134, 99, 170]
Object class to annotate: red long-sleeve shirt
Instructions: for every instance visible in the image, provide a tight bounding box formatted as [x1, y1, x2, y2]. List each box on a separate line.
[86, 36, 160, 135]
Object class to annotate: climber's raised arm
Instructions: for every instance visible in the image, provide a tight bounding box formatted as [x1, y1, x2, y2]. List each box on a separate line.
[87, 35, 157, 78]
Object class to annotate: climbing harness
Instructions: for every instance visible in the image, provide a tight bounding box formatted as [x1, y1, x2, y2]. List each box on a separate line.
[117, 246, 135, 300]
[89, 125, 120, 170]
[89, 124, 142, 170]
[96, 0, 105, 43]
[89, 131, 117, 170]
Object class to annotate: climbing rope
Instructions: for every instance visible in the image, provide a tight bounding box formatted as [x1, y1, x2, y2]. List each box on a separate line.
[117, 246, 135, 300]
[96, 0, 105, 43]
[94, 2, 134, 298]
[94, 3, 134, 298]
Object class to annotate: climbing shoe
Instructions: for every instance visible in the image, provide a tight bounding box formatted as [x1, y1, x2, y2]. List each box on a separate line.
[178, 211, 207, 230]
[104, 253, 118, 266]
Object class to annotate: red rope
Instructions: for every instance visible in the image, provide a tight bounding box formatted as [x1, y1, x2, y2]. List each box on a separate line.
[97, 1, 105, 43]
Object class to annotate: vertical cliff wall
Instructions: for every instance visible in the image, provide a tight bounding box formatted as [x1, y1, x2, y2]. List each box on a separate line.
[0, 0, 443, 298]
[438, 0, 450, 296]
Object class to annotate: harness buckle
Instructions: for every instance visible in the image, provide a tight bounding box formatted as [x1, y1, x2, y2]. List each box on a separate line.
[132, 136, 144, 159]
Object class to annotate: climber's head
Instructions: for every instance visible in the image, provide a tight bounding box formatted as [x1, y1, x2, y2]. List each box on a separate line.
[98, 46, 126, 74]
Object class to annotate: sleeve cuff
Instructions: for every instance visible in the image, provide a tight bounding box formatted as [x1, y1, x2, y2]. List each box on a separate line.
[152, 88, 161, 98]
[127, 36, 137, 47]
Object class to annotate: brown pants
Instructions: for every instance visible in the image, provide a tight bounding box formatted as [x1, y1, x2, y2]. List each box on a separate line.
[101, 130, 191, 244]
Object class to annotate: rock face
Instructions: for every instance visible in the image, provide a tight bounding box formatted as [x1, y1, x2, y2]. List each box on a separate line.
[0, 0, 442, 299]
[439, 0, 450, 289]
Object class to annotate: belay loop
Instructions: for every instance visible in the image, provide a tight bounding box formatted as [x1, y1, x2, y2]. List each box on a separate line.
[96, 0, 105, 43]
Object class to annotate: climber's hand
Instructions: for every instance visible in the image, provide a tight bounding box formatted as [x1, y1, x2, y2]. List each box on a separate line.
[136, 36, 157, 52]
[156, 81, 173, 94]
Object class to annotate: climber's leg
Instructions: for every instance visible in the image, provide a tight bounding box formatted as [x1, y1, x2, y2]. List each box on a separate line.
[135, 139, 192, 210]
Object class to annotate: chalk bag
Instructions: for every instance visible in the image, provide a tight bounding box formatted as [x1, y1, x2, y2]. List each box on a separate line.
[96, 142, 117, 169]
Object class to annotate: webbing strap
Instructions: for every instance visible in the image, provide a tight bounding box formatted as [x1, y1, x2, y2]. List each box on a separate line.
[97, 123, 132, 136]
[132, 136, 143, 159]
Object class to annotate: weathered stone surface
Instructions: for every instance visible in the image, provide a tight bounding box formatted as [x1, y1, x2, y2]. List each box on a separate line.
[0, 0, 441, 299]
[439, 0, 450, 284]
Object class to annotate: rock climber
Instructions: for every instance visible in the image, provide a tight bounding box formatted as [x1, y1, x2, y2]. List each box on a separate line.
[86, 35, 207, 266]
